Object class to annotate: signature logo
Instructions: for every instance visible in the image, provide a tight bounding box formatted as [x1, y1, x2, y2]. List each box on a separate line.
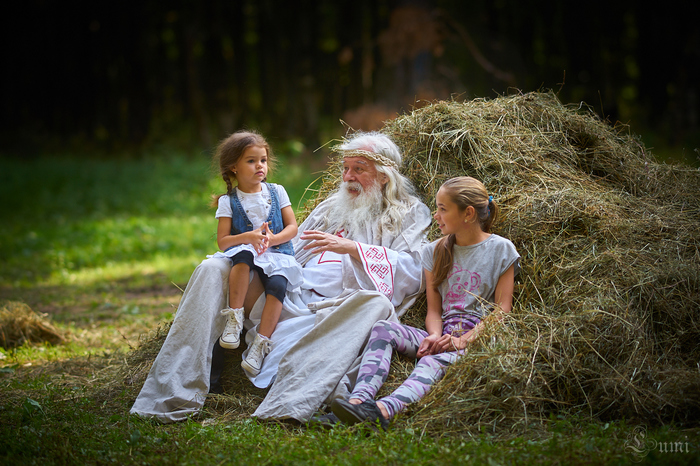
[624, 425, 658, 462]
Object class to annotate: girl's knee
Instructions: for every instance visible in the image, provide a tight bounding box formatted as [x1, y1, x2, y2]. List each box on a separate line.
[369, 320, 396, 340]
[230, 251, 255, 267]
[418, 352, 455, 369]
[372, 319, 393, 331]
[264, 275, 287, 303]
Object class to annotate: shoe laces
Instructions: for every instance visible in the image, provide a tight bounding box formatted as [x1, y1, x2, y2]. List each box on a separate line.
[221, 307, 243, 335]
[249, 336, 272, 361]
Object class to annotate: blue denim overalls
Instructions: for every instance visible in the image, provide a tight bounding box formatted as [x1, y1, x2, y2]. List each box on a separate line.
[228, 182, 294, 256]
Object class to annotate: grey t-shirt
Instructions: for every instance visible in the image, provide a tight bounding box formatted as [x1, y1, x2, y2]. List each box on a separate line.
[421, 234, 520, 321]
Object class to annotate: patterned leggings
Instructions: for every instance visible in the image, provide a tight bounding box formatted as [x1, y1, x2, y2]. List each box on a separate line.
[350, 320, 466, 419]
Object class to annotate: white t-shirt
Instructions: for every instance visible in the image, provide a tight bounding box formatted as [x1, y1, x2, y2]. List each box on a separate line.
[215, 183, 291, 229]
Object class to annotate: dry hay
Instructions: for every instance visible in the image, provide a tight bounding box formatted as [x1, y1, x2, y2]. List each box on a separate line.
[301, 90, 700, 434]
[0, 301, 65, 348]
[378, 91, 700, 435]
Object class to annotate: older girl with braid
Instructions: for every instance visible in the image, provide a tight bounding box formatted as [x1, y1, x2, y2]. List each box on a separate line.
[331, 176, 520, 429]
[208, 130, 302, 377]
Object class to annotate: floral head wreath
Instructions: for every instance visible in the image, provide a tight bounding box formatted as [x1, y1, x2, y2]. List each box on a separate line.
[333, 147, 400, 170]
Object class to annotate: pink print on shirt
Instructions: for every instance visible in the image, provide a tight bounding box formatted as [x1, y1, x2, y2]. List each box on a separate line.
[444, 263, 481, 309]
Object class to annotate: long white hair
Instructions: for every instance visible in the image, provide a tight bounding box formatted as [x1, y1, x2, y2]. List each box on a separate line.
[330, 131, 418, 234]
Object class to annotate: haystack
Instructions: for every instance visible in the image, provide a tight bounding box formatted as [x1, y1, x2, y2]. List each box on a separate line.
[126, 91, 700, 434]
[379, 91, 700, 435]
[0, 301, 65, 348]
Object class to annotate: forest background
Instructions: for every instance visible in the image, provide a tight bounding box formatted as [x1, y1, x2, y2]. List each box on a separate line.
[2, 0, 699, 163]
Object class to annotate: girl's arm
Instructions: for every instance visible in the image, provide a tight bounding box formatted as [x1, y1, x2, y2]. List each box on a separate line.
[492, 263, 515, 315]
[216, 217, 269, 253]
[417, 269, 444, 358]
[264, 205, 298, 247]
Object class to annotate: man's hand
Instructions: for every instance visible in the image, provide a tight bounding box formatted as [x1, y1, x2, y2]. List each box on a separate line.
[301, 230, 358, 258]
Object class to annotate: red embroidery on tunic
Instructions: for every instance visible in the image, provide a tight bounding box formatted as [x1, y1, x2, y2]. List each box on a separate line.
[369, 263, 390, 279]
[317, 251, 342, 264]
[358, 244, 394, 299]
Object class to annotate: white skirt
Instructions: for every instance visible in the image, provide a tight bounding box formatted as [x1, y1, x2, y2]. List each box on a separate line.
[207, 244, 303, 292]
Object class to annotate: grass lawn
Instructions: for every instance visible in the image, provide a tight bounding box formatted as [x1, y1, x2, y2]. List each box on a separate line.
[1, 150, 698, 465]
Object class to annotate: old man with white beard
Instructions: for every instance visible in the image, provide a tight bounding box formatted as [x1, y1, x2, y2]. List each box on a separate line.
[130, 131, 431, 423]
[251, 133, 431, 421]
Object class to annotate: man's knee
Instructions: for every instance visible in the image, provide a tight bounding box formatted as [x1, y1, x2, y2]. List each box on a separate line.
[354, 290, 394, 315]
[360, 289, 392, 304]
[199, 257, 231, 274]
[193, 257, 231, 285]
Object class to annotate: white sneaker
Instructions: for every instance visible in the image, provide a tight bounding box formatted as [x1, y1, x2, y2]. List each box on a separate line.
[241, 333, 273, 377]
[219, 307, 244, 349]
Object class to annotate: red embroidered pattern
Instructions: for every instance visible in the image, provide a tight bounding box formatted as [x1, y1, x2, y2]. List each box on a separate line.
[363, 247, 386, 261]
[378, 282, 393, 295]
[359, 244, 394, 299]
[369, 263, 390, 279]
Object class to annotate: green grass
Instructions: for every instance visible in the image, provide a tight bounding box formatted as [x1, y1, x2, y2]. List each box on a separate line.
[2, 394, 698, 465]
[1, 150, 699, 465]
[0, 151, 323, 287]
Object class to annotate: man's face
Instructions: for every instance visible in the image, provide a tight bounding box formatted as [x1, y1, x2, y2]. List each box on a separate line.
[341, 157, 386, 196]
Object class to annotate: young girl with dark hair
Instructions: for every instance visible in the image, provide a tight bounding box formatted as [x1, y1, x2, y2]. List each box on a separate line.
[209, 130, 301, 377]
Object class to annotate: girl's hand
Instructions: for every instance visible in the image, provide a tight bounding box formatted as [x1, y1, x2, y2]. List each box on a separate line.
[261, 222, 276, 246]
[417, 333, 440, 358]
[430, 334, 453, 354]
[432, 332, 473, 354]
[250, 224, 269, 254]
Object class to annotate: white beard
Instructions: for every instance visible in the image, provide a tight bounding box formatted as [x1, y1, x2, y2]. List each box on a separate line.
[324, 181, 383, 238]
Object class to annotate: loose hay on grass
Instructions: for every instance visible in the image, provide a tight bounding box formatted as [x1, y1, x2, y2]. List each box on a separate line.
[0, 301, 65, 348]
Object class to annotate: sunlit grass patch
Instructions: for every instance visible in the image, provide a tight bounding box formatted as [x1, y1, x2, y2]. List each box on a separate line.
[1, 214, 215, 286]
[0, 149, 322, 289]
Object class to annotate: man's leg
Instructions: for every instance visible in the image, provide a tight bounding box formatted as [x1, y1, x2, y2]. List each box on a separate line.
[131, 257, 230, 422]
[209, 340, 226, 394]
[253, 290, 395, 422]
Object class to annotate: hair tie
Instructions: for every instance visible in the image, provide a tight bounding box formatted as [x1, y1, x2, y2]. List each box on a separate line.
[488, 195, 493, 203]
